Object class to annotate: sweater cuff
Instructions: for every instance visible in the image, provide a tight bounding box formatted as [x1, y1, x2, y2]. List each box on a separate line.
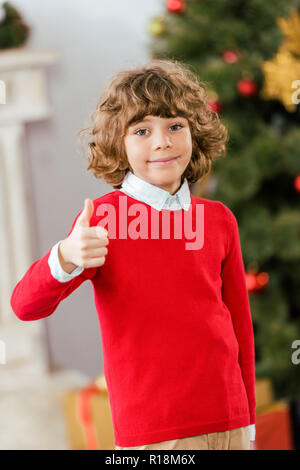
[248, 424, 256, 441]
[48, 240, 83, 282]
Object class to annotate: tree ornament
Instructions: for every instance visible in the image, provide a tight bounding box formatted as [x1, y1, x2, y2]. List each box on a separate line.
[261, 49, 300, 112]
[238, 79, 258, 97]
[147, 16, 165, 36]
[246, 270, 269, 293]
[208, 101, 222, 113]
[294, 175, 300, 193]
[206, 89, 222, 112]
[223, 50, 239, 64]
[255, 272, 269, 291]
[166, 0, 185, 14]
[246, 272, 257, 292]
[261, 9, 300, 112]
[276, 9, 300, 56]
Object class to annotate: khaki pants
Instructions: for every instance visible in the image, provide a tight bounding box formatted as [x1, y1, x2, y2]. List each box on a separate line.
[115, 426, 251, 450]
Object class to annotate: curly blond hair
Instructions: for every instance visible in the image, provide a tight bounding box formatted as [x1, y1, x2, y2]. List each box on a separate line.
[78, 58, 228, 189]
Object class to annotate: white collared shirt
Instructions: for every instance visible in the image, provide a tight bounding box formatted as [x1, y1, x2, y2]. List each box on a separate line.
[120, 171, 191, 212]
[47, 170, 255, 441]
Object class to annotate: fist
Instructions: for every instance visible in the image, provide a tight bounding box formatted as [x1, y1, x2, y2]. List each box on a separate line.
[62, 198, 109, 269]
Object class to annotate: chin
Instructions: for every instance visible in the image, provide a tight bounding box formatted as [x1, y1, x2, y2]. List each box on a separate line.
[150, 171, 181, 181]
[150, 174, 175, 183]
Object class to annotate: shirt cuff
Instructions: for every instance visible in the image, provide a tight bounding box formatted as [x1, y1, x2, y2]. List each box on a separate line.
[249, 424, 256, 441]
[48, 240, 83, 282]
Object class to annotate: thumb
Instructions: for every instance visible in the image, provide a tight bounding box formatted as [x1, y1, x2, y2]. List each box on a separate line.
[77, 198, 94, 227]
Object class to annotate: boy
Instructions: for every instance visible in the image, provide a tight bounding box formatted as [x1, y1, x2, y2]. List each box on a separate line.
[11, 59, 256, 450]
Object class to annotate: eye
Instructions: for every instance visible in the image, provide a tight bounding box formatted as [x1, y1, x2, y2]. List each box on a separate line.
[170, 123, 183, 131]
[135, 128, 148, 136]
[134, 123, 183, 136]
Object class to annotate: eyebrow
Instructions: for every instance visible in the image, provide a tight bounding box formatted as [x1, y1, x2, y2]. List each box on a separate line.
[130, 116, 184, 127]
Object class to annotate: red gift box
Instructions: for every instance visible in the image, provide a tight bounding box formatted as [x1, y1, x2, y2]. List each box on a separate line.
[255, 400, 294, 450]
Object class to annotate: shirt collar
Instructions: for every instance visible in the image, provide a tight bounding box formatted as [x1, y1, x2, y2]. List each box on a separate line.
[119, 171, 191, 212]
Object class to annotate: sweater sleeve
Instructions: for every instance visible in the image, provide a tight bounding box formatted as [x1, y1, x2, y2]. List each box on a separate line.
[10, 211, 97, 322]
[221, 209, 256, 425]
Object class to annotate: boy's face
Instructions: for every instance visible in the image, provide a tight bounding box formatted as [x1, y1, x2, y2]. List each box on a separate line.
[124, 115, 192, 195]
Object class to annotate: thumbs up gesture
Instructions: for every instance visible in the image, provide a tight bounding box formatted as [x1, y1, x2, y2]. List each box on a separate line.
[58, 199, 109, 272]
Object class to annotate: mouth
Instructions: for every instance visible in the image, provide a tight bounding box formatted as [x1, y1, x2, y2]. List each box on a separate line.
[148, 156, 179, 166]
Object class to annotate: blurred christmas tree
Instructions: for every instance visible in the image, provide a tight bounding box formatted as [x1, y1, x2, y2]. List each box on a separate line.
[0, 1, 30, 49]
[147, 0, 300, 401]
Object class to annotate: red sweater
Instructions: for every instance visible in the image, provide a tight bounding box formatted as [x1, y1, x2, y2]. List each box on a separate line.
[10, 190, 256, 447]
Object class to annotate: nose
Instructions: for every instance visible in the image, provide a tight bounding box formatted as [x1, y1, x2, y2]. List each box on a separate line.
[152, 130, 172, 150]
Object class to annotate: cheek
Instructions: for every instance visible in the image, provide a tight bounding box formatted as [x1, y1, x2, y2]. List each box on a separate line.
[125, 141, 139, 161]
[128, 142, 149, 163]
[185, 131, 193, 148]
[180, 133, 193, 162]
[126, 147, 147, 169]
[176, 130, 192, 148]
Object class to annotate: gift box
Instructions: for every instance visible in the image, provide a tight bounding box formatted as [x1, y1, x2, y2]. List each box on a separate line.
[61, 374, 115, 450]
[255, 377, 273, 412]
[62, 375, 293, 450]
[254, 378, 296, 449]
[255, 400, 294, 450]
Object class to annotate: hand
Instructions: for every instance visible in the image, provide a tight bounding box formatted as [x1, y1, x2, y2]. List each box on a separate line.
[60, 198, 109, 269]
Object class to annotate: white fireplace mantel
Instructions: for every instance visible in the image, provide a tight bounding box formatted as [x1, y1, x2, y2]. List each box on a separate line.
[0, 47, 60, 377]
[0, 47, 59, 72]
[0, 47, 59, 124]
